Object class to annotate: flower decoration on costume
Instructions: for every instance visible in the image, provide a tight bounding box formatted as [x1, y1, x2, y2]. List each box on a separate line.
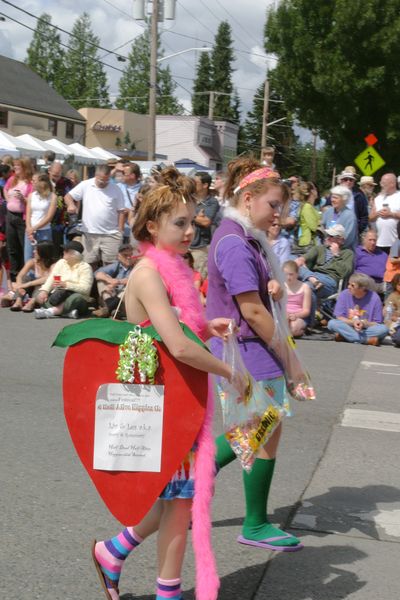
[116, 326, 159, 384]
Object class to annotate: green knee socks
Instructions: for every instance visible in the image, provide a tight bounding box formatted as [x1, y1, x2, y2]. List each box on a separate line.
[242, 457, 300, 546]
[215, 433, 236, 469]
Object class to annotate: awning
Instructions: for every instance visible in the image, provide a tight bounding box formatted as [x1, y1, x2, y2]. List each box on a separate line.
[16, 134, 66, 158]
[44, 138, 73, 157]
[67, 142, 103, 165]
[89, 147, 120, 161]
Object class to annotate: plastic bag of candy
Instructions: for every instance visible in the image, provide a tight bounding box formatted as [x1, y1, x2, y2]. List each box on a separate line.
[269, 298, 316, 402]
[219, 321, 285, 472]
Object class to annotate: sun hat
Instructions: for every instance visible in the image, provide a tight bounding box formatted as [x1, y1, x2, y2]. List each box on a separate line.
[324, 224, 346, 238]
[359, 176, 377, 186]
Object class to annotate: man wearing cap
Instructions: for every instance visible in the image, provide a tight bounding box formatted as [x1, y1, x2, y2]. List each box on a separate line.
[93, 243, 135, 318]
[359, 176, 377, 210]
[296, 224, 354, 308]
[336, 168, 369, 235]
[34, 240, 93, 319]
[65, 164, 125, 269]
[369, 173, 400, 253]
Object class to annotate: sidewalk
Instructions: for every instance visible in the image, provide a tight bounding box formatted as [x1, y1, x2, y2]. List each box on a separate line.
[255, 344, 400, 600]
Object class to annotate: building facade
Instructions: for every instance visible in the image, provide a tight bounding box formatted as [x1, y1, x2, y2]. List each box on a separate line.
[0, 55, 85, 144]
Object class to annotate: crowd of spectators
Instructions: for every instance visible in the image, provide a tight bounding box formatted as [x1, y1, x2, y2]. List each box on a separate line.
[1, 152, 399, 348]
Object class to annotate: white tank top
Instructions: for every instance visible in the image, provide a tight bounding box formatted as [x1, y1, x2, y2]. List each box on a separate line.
[30, 190, 52, 230]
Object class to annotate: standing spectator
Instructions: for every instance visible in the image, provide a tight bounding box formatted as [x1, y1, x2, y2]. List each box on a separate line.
[267, 222, 291, 265]
[369, 173, 400, 253]
[293, 181, 320, 254]
[0, 164, 11, 233]
[260, 146, 276, 169]
[322, 185, 358, 250]
[118, 163, 141, 243]
[0, 231, 11, 299]
[65, 169, 80, 187]
[40, 150, 56, 173]
[189, 171, 219, 278]
[3, 157, 34, 281]
[336, 168, 369, 235]
[93, 243, 135, 318]
[383, 221, 400, 294]
[65, 164, 125, 269]
[354, 229, 388, 293]
[24, 174, 57, 261]
[48, 161, 73, 255]
[359, 175, 377, 212]
[34, 240, 93, 319]
[328, 273, 389, 345]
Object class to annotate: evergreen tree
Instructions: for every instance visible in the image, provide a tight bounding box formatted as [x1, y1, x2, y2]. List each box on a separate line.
[117, 28, 183, 115]
[25, 13, 65, 93]
[211, 21, 235, 121]
[192, 51, 212, 116]
[63, 13, 110, 109]
[231, 89, 241, 126]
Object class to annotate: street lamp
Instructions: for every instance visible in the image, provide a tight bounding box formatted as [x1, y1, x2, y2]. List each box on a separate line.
[157, 47, 211, 64]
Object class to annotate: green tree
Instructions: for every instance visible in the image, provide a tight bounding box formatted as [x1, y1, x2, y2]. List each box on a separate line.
[63, 13, 110, 109]
[116, 28, 183, 115]
[211, 21, 235, 121]
[192, 51, 212, 116]
[25, 13, 65, 92]
[265, 0, 400, 170]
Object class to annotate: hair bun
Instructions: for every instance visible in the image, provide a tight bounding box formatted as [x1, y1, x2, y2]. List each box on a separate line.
[159, 166, 196, 196]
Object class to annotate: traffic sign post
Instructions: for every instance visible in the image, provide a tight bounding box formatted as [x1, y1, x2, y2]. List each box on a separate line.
[354, 146, 385, 176]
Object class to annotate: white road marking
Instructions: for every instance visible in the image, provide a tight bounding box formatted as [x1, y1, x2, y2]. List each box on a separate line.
[377, 371, 400, 376]
[361, 360, 399, 369]
[341, 408, 400, 432]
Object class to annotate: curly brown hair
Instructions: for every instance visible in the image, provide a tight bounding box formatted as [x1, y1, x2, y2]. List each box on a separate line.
[132, 167, 197, 242]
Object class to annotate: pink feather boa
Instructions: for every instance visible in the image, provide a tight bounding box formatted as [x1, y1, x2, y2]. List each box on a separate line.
[140, 242, 220, 600]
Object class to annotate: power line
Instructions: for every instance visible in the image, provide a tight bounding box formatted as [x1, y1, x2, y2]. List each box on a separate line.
[214, 0, 256, 43]
[197, 0, 253, 53]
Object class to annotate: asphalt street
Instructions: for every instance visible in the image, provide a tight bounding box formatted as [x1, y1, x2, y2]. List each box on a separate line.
[1, 310, 400, 600]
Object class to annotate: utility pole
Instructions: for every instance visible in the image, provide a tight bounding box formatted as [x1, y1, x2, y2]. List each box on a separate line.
[260, 78, 270, 150]
[208, 91, 215, 120]
[311, 129, 317, 182]
[148, 0, 158, 160]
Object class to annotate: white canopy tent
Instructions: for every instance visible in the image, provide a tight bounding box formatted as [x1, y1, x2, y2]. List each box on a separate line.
[16, 134, 66, 159]
[89, 146, 120, 161]
[67, 142, 103, 165]
[0, 131, 43, 157]
[0, 132, 19, 157]
[44, 138, 73, 158]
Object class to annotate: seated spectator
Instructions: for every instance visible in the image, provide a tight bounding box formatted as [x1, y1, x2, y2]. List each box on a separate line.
[283, 260, 312, 337]
[354, 229, 387, 293]
[322, 185, 358, 250]
[24, 173, 57, 261]
[296, 224, 354, 300]
[6, 241, 56, 312]
[383, 221, 400, 295]
[93, 243, 135, 318]
[383, 273, 400, 347]
[328, 273, 389, 345]
[267, 221, 291, 265]
[34, 240, 93, 319]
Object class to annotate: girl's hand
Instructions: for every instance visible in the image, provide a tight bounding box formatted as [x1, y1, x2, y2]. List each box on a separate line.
[268, 279, 283, 301]
[207, 318, 232, 340]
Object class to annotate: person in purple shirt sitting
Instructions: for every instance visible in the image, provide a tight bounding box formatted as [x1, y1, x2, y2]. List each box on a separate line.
[207, 157, 303, 552]
[354, 229, 388, 293]
[328, 272, 389, 345]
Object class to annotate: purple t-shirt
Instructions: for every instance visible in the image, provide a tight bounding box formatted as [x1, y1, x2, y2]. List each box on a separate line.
[354, 246, 387, 282]
[334, 288, 384, 323]
[206, 218, 283, 380]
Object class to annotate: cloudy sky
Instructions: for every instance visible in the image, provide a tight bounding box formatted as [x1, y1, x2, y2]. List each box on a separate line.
[0, 0, 278, 118]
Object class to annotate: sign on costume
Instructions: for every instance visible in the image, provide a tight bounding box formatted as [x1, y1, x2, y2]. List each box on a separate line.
[94, 383, 164, 472]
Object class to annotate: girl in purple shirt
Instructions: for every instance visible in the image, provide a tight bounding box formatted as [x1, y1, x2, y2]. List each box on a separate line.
[207, 158, 303, 551]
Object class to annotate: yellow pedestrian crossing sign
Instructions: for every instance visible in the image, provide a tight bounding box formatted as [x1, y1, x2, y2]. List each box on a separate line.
[354, 146, 385, 176]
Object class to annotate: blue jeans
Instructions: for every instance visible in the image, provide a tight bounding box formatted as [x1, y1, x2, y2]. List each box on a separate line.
[24, 229, 52, 262]
[327, 319, 389, 343]
[299, 267, 338, 324]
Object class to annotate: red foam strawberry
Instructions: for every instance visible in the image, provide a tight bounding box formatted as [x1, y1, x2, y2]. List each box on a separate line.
[57, 322, 207, 525]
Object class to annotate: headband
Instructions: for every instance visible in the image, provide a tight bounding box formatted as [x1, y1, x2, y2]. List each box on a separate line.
[233, 167, 280, 194]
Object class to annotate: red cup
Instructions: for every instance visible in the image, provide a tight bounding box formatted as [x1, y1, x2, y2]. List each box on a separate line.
[54, 275, 61, 282]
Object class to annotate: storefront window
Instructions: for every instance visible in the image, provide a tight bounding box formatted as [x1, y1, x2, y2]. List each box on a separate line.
[0, 110, 8, 128]
[48, 118, 58, 136]
[65, 122, 74, 139]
